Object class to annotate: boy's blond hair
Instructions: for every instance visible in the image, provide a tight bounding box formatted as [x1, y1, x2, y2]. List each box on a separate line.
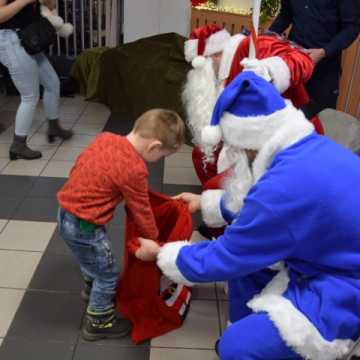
[133, 109, 185, 150]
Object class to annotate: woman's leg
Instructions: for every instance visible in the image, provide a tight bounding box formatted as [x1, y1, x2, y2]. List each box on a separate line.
[35, 53, 73, 143]
[0, 31, 41, 159]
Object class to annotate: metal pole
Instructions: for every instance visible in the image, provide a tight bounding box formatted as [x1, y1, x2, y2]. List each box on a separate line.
[72, 0, 77, 56]
[89, 0, 93, 48]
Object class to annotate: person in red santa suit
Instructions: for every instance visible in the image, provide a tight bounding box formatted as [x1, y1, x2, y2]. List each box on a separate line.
[183, 24, 324, 193]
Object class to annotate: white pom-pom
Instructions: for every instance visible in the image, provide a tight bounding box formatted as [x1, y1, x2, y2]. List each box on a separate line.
[201, 125, 222, 147]
[191, 56, 206, 69]
[58, 23, 73, 38]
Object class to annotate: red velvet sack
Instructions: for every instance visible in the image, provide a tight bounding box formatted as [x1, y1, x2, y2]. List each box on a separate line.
[116, 191, 193, 344]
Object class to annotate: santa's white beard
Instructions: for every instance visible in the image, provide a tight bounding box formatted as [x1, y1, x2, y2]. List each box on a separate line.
[182, 58, 218, 148]
[223, 150, 254, 214]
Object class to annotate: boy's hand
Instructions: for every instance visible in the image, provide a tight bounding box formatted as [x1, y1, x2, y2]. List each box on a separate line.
[135, 237, 160, 261]
[172, 192, 201, 213]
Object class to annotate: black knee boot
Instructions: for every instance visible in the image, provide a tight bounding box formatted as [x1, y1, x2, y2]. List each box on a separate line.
[47, 119, 73, 143]
[9, 135, 42, 160]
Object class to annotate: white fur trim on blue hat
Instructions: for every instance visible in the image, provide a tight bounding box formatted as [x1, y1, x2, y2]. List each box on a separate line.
[220, 102, 311, 150]
[201, 125, 222, 148]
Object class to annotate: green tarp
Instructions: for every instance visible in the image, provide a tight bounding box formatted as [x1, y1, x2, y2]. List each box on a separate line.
[71, 33, 191, 121]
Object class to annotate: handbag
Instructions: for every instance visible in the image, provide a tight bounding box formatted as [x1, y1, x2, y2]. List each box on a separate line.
[17, 17, 57, 55]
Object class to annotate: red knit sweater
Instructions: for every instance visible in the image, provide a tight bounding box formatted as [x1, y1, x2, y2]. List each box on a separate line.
[57, 132, 159, 240]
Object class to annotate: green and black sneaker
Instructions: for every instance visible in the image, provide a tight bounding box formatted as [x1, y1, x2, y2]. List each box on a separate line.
[82, 307, 132, 341]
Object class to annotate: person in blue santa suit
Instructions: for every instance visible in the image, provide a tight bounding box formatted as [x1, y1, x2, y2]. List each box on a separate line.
[136, 71, 360, 359]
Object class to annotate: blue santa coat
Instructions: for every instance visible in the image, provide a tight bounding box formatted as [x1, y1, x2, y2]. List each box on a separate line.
[176, 133, 360, 358]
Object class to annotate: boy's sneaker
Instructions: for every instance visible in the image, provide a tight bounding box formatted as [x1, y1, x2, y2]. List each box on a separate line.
[82, 308, 132, 341]
[81, 276, 93, 302]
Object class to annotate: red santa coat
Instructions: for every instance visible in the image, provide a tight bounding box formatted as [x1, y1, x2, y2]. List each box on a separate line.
[190, 34, 324, 190]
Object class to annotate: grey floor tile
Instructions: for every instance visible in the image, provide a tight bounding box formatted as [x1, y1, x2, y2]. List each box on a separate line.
[162, 184, 201, 197]
[109, 205, 126, 226]
[46, 227, 73, 256]
[0, 288, 25, 338]
[0, 197, 23, 219]
[0, 250, 42, 289]
[0, 338, 74, 360]
[13, 196, 59, 222]
[106, 224, 125, 263]
[0, 175, 36, 198]
[147, 161, 164, 183]
[29, 252, 84, 293]
[103, 113, 134, 134]
[77, 334, 149, 348]
[148, 181, 162, 193]
[192, 283, 217, 301]
[219, 301, 229, 334]
[0, 110, 16, 127]
[29, 177, 67, 197]
[0, 220, 56, 252]
[150, 348, 217, 360]
[6, 291, 85, 344]
[73, 342, 150, 360]
[151, 300, 220, 349]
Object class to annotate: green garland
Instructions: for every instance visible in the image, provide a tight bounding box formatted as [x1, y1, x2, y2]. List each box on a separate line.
[260, 0, 281, 23]
[197, 1, 281, 23]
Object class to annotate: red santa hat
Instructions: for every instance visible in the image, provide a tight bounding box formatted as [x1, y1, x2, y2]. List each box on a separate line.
[184, 24, 231, 68]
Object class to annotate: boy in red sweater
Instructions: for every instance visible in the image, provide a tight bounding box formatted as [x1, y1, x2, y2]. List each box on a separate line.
[57, 109, 185, 341]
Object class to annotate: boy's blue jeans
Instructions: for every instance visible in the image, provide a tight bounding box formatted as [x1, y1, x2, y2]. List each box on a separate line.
[58, 207, 120, 313]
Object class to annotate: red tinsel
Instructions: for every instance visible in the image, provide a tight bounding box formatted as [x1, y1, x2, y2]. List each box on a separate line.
[191, 0, 208, 6]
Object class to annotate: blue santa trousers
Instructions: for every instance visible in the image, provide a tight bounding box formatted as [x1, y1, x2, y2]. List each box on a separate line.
[218, 269, 303, 360]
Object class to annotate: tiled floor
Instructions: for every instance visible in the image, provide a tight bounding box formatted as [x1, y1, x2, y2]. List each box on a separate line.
[0, 94, 224, 359]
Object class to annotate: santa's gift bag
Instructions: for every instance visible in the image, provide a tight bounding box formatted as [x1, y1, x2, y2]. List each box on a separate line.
[116, 191, 193, 344]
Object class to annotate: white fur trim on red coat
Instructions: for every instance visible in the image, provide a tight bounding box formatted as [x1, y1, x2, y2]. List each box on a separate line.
[249, 56, 291, 94]
[157, 241, 194, 286]
[201, 189, 227, 228]
[248, 268, 357, 360]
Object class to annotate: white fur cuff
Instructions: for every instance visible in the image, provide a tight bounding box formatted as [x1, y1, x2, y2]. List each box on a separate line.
[201, 190, 227, 228]
[157, 241, 194, 286]
[258, 56, 291, 94]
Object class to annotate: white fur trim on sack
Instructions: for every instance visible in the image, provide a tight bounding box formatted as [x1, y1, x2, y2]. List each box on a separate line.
[256, 56, 291, 94]
[218, 34, 247, 82]
[248, 268, 357, 360]
[157, 241, 194, 286]
[201, 189, 227, 228]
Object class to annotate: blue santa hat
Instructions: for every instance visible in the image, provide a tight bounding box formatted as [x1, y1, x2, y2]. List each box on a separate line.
[201, 71, 296, 150]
